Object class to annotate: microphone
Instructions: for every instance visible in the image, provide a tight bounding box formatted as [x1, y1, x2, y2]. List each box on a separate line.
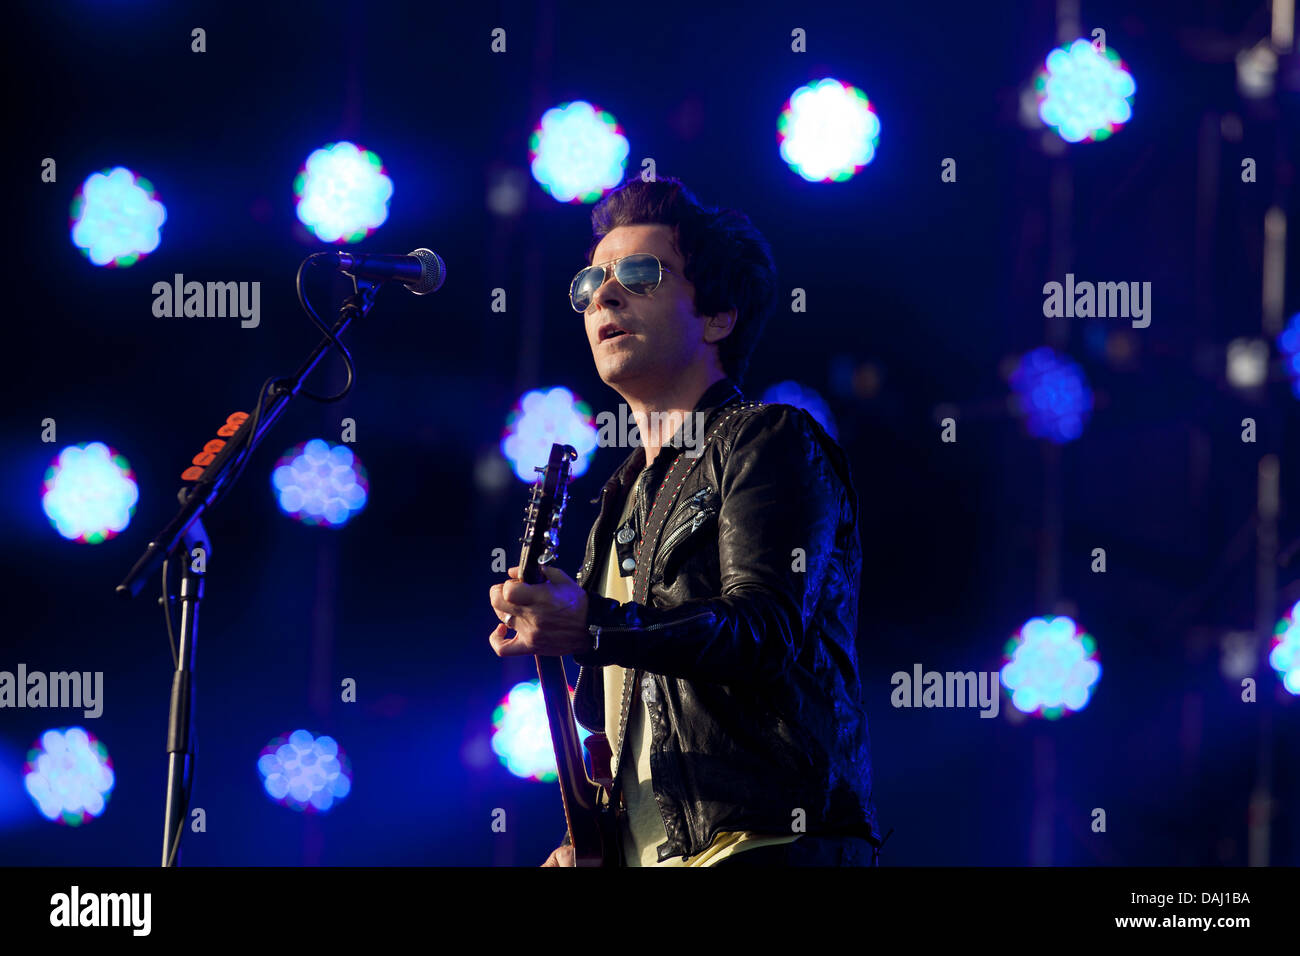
[332, 248, 446, 295]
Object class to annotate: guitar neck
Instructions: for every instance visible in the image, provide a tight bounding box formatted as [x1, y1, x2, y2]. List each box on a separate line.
[516, 442, 612, 865]
[534, 654, 597, 817]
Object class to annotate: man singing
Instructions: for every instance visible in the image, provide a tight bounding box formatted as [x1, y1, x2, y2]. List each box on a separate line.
[488, 177, 883, 866]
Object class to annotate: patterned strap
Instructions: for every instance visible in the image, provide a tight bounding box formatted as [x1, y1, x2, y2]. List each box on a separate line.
[608, 401, 764, 788]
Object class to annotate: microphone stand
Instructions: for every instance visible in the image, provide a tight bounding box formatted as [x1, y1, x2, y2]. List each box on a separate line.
[116, 272, 380, 867]
[159, 515, 207, 867]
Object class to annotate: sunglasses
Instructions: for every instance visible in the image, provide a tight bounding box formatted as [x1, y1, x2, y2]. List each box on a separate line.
[569, 253, 676, 313]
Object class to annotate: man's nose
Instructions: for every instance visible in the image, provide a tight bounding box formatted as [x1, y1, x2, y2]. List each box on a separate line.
[590, 273, 624, 312]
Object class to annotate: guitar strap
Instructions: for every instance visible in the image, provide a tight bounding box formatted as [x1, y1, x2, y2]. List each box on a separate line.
[605, 402, 763, 812]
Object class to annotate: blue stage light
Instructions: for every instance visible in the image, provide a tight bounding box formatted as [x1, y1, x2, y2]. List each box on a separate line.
[69, 167, 166, 268]
[761, 380, 838, 439]
[24, 727, 114, 826]
[271, 439, 368, 527]
[778, 78, 880, 182]
[529, 101, 629, 203]
[1001, 615, 1102, 719]
[1008, 347, 1093, 443]
[1278, 312, 1300, 400]
[294, 142, 393, 243]
[42, 442, 139, 544]
[500, 387, 599, 482]
[1035, 39, 1135, 143]
[491, 680, 590, 782]
[257, 730, 352, 812]
[1271, 601, 1300, 695]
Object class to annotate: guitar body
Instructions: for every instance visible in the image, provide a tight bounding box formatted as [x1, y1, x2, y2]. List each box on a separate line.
[582, 732, 620, 865]
[519, 444, 621, 867]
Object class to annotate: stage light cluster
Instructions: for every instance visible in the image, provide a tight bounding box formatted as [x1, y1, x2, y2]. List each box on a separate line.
[294, 141, 394, 243]
[1271, 600, 1300, 695]
[491, 679, 590, 782]
[257, 729, 352, 812]
[529, 101, 630, 203]
[1035, 39, 1136, 143]
[1279, 312, 1300, 399]
[69, 166, 166, 268]
[778, 78, 880, 182]
[24, 727, 115, 826]
[271, 439, 369, 527]
[500, 387, 599, 483]
[1000, 615, 1102, 718]
[42, 442, 139, 543]
[1009, 347, 1094, 443]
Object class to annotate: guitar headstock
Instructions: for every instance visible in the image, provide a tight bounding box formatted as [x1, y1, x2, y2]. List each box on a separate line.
[518, 443, 577, 585]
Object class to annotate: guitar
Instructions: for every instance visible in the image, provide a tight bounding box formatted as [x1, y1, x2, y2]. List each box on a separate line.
[517, 442, 620, 866]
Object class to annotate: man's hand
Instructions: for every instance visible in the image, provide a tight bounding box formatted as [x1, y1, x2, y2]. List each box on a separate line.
[541, 844, 576, 867]
[489, 565, 590, 658]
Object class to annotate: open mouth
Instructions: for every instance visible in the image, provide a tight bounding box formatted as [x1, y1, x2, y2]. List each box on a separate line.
[598, 324, 631, 342]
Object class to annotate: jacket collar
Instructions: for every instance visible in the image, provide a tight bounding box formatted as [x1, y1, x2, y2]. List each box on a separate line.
[605, 377, 744, 490]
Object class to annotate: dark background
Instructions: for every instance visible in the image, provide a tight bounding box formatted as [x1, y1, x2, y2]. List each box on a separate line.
[3, 0, 1298, 865]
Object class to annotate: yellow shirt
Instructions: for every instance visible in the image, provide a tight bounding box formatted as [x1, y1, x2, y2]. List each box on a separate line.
[599, 522, 802, 866]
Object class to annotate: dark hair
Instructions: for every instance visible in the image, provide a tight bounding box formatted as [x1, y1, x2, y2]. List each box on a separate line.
[586, 177, 777, 384]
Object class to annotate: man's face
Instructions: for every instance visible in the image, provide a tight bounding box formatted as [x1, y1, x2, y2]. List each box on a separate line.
[580, 224, 714, 391]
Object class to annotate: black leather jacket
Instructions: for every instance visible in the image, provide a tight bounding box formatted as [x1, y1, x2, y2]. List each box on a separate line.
[570, 378, 882, 862]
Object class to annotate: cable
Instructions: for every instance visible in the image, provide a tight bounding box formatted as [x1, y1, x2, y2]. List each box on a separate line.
[194, 255, 365, 513]
[166, 812, 184, 867]
[214, 373, 283, 509]
[166, 732, 196, 867]
[161, 557, 178, 669]
[160, 553, 196, 867]
[296, 254, 356, 404]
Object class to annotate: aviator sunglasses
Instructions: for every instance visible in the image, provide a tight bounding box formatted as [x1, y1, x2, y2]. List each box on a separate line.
[569, 253, 676, 312]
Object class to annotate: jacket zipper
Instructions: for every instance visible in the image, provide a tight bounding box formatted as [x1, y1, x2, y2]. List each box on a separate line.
[571, 479, 617, 726]
[577, 481, 611, 587]
[653, 491, 714, 856]
[590, 609, 714, 635]
[660, 508, 714, 555]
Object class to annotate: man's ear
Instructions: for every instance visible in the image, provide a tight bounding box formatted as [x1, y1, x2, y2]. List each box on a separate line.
[703, 308, 737, 345]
